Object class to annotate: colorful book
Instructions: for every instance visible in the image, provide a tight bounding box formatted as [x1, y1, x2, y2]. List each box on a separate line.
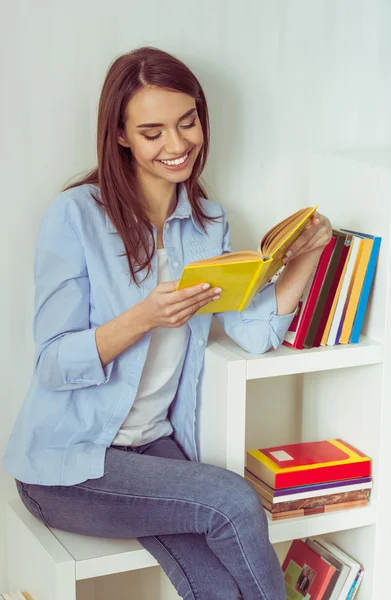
[320, 233, 353, 346]
[303, 232, 347, 349]
[347, 568, 364, 599]
[244, 469, 372, 502]
[266, 498, 368, 520]
[284, 237, 336, 349]
[253, 485, 370, 514]
[177, 206, 317, 314]
[337, 236, 374, 343]
[305, 538, 349, 600]
[313, 538, 362, 600]
[282, 539, 336, 599]
[261, 490, 369, 514]
[313, 233, 351, 347]
[340, 231, 381, 343]
[326, 235, 361, 346]
[246, 439, 371, 489]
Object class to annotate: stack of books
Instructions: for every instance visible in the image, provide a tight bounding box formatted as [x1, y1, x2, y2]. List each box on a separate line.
[245, 439, 372, 521]
[0, 593, 37, 600]
[282, 537, 363, 600]
[284, 228, 381, 349]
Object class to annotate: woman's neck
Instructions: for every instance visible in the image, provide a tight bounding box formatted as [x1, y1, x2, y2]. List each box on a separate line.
[137, 171, 178, 248]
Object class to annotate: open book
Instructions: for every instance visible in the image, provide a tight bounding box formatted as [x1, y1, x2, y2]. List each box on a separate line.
[177, 205, 318, 314]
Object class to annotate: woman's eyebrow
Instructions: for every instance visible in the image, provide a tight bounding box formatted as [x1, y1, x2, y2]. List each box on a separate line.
[136, 108, 196, 129]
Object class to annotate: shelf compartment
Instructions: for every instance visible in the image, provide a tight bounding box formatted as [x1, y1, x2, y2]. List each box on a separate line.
[268, 504, 376, 544]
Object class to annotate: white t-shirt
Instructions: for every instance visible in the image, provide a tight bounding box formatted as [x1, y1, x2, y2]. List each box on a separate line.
[112, 248, 190, 446]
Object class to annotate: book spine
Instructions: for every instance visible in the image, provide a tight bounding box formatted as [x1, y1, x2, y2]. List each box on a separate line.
[327, 236, 361, 345]
[303, 234, 345, 349]
[239, 260, 266, 311]
[350, 237, 381, 343]
[346, 568, 364, 600]
[339, 238, 374, 343]
[313, 240, 350, 347]
[275, 460, 371, 489]
[290, 238, 336, 349]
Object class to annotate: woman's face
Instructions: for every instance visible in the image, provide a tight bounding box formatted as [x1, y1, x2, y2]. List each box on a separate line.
[118, 86, 204, 184]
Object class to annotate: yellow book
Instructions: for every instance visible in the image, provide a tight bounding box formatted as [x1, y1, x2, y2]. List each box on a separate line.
[177, 205, 317, 314]
[339, 238, 373, 344]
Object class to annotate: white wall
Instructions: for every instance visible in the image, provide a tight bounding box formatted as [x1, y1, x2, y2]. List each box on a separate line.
[1, 0, 390, 592]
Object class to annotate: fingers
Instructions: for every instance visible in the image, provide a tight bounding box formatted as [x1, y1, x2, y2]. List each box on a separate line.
[167, 293, 220, 326]
[170, 285, 221, 315]
[284, 219, 319, 261]
[284, 213, 332, 263]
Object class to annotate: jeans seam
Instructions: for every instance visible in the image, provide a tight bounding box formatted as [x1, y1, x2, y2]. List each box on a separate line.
[152, 535, 198, 600]
[76, 485, 268, 599]
[18, 483, 53, 528]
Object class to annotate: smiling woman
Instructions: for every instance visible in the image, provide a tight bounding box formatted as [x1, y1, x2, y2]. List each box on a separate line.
[3, 45, 329, 600]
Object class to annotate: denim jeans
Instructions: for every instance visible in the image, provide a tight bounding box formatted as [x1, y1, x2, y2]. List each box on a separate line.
[16, 435, 285, 600]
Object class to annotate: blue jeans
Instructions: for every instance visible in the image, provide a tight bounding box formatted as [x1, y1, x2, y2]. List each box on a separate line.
[16, 435, 285, 600]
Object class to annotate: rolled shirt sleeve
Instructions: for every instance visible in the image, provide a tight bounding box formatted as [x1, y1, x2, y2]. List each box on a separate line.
[214, 209, 296, 354]
[33, 200, 113, 391]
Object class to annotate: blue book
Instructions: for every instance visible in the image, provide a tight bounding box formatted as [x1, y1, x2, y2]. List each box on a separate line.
[341, 229, 381, 344]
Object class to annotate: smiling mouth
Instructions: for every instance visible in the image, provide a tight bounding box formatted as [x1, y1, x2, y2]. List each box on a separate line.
[158, 148, 193, 166]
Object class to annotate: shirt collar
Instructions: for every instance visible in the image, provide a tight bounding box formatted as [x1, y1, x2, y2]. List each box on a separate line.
[106, 182, 203, 234]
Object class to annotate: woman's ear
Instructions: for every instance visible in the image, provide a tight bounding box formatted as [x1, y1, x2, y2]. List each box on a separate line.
[118, 131, 130, 148]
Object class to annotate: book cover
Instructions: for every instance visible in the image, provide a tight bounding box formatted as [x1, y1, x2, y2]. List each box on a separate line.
[246, 439, 371, 489]
[284, 237, 336, 349]
[259, 489, 370, 514]
[340, 231, 381, 343]
[266, 499, 368, 520]
[305, 539, 348, 600]
[244, 469, 372, 502]
[337, 237, 374, 343]
[282, 539, 336, 600]
[303, 232, 347, 349]
[326, 236, 361, 346]
[178, 206, 317, 314]
[312, 538, 361, 600]
[313, 233, 351, 347]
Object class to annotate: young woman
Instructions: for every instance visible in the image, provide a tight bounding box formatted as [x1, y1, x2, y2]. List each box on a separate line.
[4, 47, 331, 600]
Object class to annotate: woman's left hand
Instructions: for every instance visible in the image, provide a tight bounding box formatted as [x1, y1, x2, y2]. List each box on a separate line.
[282, 212, 332, 264]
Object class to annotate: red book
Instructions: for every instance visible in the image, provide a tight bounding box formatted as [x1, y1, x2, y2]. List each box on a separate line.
[312, 240, 350, 347]
[246, 439, 371, 489]
[284, 237, 336, 349]
[282, 539, 336, 599]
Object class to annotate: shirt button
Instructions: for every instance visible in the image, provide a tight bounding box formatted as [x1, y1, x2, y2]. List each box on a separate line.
[199, 339, 204, 346]
[173, 261, 179, 268]
[166, 223, 170, 229]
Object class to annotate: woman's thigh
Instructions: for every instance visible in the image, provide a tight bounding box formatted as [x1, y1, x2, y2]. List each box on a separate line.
[16, 437, 255, 539]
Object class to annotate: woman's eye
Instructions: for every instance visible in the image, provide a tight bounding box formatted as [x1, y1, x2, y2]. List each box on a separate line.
[143, 119, 197, 142]
[181, 119, 197, 130]
[144, 132, 162, 141]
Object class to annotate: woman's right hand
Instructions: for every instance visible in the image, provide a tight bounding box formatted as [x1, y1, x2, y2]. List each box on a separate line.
[140, 281, 222, 329]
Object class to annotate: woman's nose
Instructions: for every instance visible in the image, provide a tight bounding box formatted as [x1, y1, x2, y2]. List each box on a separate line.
[164, 129, 188, 156]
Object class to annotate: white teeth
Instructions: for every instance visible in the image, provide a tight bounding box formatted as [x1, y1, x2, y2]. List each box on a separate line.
[160, 153, 188, 166]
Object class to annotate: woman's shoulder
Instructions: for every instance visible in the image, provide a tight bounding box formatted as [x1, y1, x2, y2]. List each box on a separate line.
[197, 194, 227, 220]
[41, 184, 105, 232]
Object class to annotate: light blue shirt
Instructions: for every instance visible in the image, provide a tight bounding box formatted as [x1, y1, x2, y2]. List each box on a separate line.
[3, 183, 295, 485]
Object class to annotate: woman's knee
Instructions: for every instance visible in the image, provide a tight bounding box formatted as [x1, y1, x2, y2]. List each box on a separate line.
[201, 464, 265, 521]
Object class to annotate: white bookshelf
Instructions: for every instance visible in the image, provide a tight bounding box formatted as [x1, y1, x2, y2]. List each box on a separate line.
[5, 152, 391, 599]
[198, 151, 391, 600]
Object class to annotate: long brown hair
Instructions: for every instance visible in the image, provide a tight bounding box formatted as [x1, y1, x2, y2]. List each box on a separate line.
[64, 46, 216, 283]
